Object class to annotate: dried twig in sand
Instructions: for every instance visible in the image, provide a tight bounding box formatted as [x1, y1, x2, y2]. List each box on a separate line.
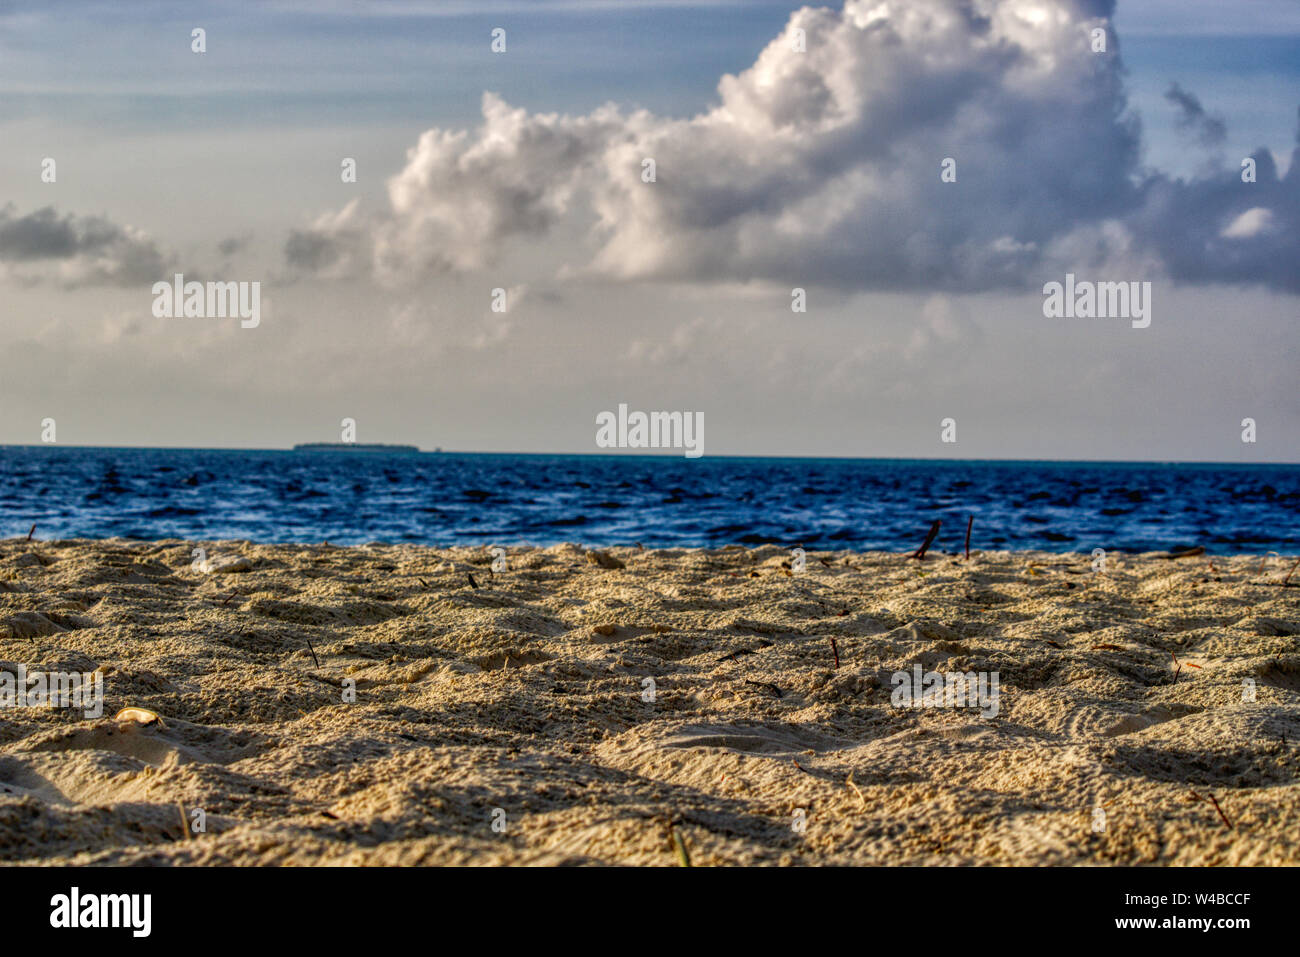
[305, 638, 320, 668]
[220, 591, 239, 607]
[177, 802, 191, 840]
[912, 520, 941, 560]
[1191, 791, 1233, 829]
[1208, 794, 1233, 829]
[466, 572, 479, 589]
[26, 524, 35, 541]
[846, 771, 868, 809]
[668, 825, 692, 867]
[1282, 557, 1300, 587]
[964, 515, 973, 560]
[743, 679, 783, 698]
[830, 637, 840, 669]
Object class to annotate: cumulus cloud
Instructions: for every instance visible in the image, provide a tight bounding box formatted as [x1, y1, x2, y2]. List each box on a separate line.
[287, 0, 1299, 294]
[1164, 82, 1227, 147]
[0, 205, 171, 286]
[283, 199, 370, 279]
[0, 204, 170, 287]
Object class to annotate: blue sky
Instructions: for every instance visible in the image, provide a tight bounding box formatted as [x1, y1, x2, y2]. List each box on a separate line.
[3, 3, 1297, 185]
[5, 2, 1298, 145]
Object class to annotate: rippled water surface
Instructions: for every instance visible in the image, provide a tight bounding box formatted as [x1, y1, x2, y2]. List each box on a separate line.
[1, 447, 1296, 552]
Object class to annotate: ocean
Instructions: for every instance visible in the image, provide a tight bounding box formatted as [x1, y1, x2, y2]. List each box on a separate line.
[1, 446, 1296, 553]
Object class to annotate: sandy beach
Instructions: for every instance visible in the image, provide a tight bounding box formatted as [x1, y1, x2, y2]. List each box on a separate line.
[1, 537, 1297, 866]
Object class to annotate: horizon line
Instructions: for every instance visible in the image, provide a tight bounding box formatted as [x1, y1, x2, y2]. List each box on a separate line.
[1, 444, 1296, 467]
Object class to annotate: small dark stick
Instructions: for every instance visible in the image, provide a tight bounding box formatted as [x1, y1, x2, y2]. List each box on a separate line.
[912, 520, 941, 560]
[221, 591, 238, 606]
[964, 515, 973, 560]
[1207, 793, 1233, 830]
[1282, 556, 1300, 586]
[26, 524, 35, 541]
[830, 637, 840, 669]
[743, 679, 783, 698]
[305, 638, 320, 668]
[466, 572, 479, 589]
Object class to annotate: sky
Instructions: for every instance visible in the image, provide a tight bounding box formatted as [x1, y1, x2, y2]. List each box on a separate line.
[0, 0, 1296, 461]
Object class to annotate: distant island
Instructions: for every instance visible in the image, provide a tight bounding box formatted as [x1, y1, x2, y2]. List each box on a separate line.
[292, 443, 421, 453]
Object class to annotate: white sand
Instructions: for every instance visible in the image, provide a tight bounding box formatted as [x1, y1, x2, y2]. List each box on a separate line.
[1, 538, 1297, 865]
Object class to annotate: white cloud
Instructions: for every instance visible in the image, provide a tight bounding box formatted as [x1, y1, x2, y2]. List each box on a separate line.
[1221, 207, 1277, 240]
[287, 0, 1300, 295]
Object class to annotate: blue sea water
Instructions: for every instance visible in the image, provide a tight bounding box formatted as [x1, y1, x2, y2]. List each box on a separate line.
[0, 446, 1296, 553]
